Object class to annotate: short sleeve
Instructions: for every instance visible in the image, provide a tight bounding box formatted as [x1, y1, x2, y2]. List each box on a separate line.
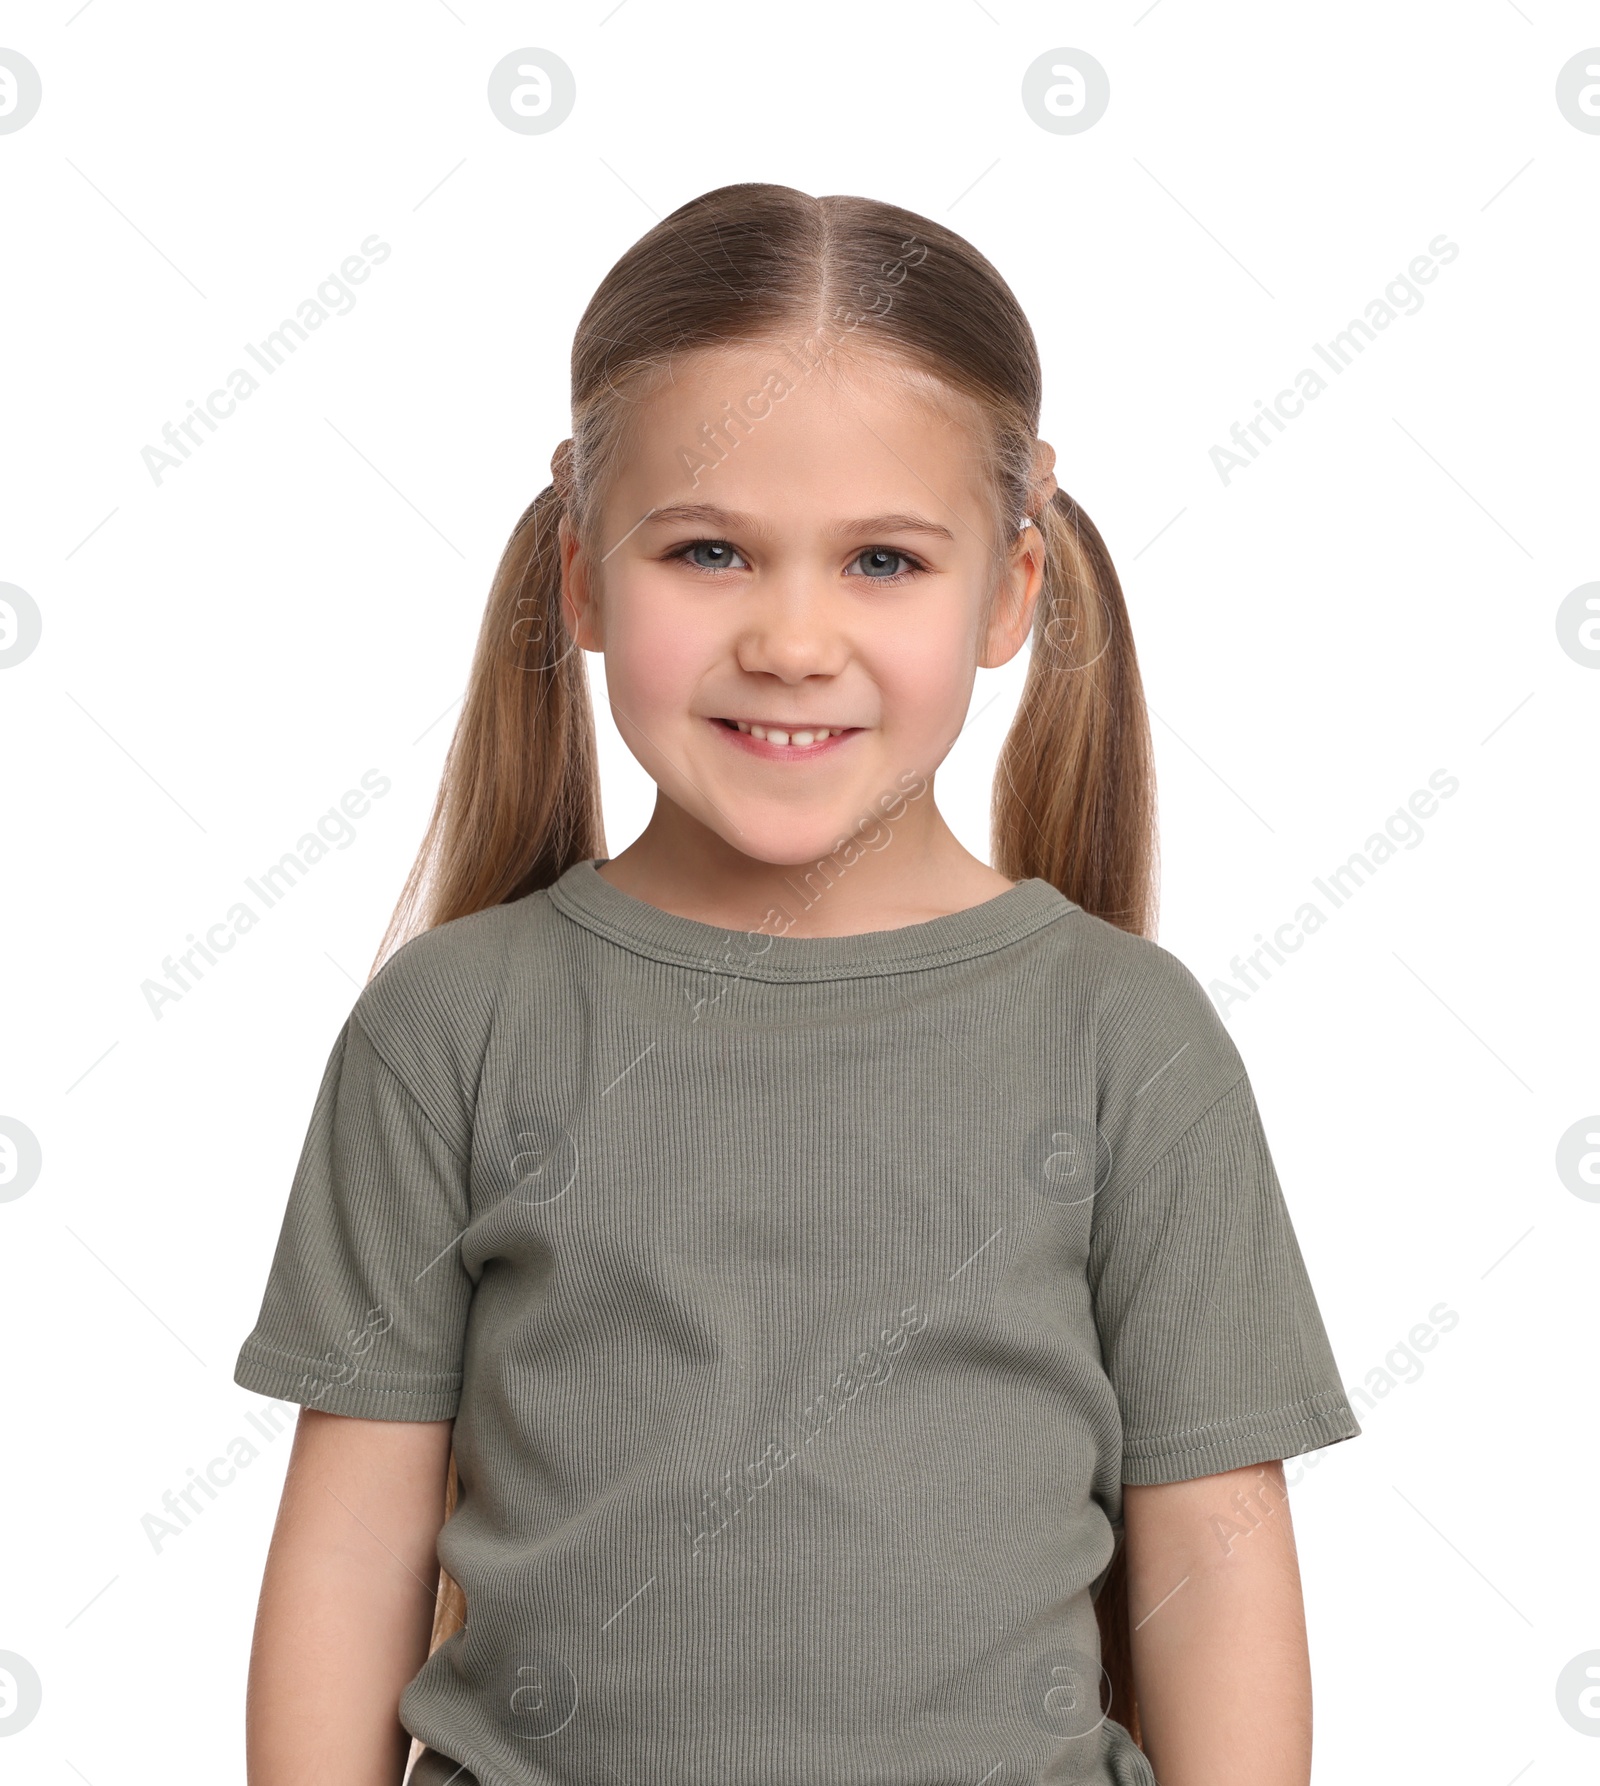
[1088, 1072, 1361, 1485]
[232, 1008, 475, 1421]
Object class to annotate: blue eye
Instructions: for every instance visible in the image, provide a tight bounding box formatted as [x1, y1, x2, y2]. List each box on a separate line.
[851, 548, 917, 581]
[680, 539, 747, 572]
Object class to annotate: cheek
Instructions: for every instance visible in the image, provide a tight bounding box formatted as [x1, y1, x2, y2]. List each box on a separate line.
[868, 608, 977, 717]
[601, 576, 713, 711]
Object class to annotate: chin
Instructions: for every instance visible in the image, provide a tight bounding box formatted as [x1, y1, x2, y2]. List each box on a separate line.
[696, 810, 877, 875]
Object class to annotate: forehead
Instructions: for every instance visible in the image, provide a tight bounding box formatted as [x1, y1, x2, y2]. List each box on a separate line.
[612, 339, 997, 528]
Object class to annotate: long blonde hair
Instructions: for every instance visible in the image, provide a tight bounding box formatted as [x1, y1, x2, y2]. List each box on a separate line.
[377, 181, 1157, 1749]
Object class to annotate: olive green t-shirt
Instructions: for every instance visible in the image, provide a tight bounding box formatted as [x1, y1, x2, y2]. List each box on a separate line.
[234, 858, 1360, 1786]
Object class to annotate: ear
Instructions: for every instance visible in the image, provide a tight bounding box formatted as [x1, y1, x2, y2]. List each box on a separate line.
[559, 514, 603, 652]
[978, 522, 1045, 670]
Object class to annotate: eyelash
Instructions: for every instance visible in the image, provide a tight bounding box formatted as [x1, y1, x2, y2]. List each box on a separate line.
[665, 539, 930, 588]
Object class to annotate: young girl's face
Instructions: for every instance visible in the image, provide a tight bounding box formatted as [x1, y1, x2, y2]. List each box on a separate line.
[561, 342, 1043, 869]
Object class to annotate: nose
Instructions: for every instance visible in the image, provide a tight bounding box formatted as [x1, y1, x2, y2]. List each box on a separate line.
[732, 578, 852, 683]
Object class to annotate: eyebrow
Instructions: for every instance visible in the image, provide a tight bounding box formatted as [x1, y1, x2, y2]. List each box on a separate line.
[637, 502, 957, 544]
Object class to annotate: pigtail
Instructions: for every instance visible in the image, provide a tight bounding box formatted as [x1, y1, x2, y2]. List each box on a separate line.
[371, 475, 605, 1671]
[427, 1452, 468, 1652]
[374, 476, 602, 1663]
[993, 482, 1156, 1738]
[1092, 1531, 1143, 1751]
[991, 487, 1160, 941]
[368, 475, 606, 979]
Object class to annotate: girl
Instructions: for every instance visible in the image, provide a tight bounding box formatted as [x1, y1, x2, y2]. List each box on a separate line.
[236, 182, 1360, 1786]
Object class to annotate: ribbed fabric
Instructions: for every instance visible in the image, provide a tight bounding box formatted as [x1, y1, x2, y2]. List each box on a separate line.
[236, 857, 1360, 1786]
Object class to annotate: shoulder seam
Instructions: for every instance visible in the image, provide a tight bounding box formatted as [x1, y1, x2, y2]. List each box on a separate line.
[348, 1003, 472, 1168]
[1091, 1068, 1250, 1227]
[469, 898, 524, 1138]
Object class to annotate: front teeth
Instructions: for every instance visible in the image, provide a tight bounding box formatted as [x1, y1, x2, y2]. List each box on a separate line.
[733, 721, 838, 747]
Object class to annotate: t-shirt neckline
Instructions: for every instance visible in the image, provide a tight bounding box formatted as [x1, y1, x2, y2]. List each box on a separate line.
[543, 857, 1078, 983]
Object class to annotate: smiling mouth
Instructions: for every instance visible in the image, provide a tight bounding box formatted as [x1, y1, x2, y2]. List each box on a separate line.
[712, 717, 863, 750]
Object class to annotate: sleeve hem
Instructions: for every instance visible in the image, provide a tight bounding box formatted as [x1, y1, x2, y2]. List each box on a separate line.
[1121, 1387, 1362, 1486]
[234, 1345, 461, 1422]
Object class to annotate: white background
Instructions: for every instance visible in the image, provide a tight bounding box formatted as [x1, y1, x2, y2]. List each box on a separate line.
[2, 3, 1597, 1781]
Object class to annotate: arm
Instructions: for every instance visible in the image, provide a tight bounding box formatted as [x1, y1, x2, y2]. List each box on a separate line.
[246, 1409, 455, 1786]
[1122, 1459, 1311, 1786]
